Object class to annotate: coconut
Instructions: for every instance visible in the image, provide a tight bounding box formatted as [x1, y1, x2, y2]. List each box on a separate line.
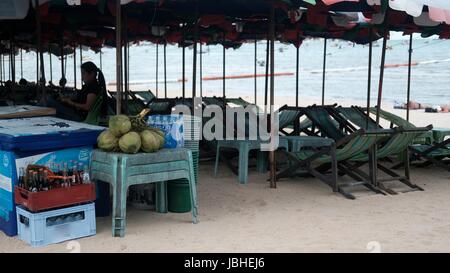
[109, 115, 132, 137]
[97, 130, 119, 151]
[119, 132, 141, 154]
[140, 130, 163, 153]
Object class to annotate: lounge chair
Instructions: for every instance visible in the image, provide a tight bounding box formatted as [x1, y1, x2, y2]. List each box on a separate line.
[335, 106, 430, 193]
[365, 107, 449, 171]
[277, 129, 389, 199]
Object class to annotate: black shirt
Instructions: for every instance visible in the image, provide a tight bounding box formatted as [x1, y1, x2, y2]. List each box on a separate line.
[73, 81, 100, 106]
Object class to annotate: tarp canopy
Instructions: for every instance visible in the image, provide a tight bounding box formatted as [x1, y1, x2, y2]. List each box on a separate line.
[0, 0, 449, 53]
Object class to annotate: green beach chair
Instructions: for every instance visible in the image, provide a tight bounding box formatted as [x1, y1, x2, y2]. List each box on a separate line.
[277, 129, 388, 199]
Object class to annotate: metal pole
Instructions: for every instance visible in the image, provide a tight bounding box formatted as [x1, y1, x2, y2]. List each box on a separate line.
[222, 33, 226, 106]
[182, 44, 185, 98]
[164, 42, 167, 98]
[49, 53, 53, 83]
[366, 28, 373, 129]
[156, 43, 159, 98]
[115, 0, 123, 114]
[269, 5, 276, 189]
[73, 48, 77, 89]
[406, 34, 413, 122]
[99, 50, 103, 71]
[264, 38, 269, 115]
[321, 38, 327, 106]
[79, 45, 83, 87]
[60, 39, 65, 87]
[192, 0, 199, 100]
[295, 45, 299, 107]
[375, 27, 389, 126]
[20, 49, 23, 79]
[10, 40, 15, 83]
[200, 43, 203, 97]
[123, 10, 129, 115]
[254, 39, 257, 105]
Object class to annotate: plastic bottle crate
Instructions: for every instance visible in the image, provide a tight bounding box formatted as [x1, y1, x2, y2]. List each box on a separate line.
[14, 183, 96, 212]
[16, 203, 96, 247]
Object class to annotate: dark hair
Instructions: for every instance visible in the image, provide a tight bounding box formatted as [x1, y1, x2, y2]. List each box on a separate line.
[81, 61, 107, 114]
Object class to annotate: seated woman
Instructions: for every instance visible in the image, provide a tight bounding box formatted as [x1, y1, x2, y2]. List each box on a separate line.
[40, 62, 106, 121]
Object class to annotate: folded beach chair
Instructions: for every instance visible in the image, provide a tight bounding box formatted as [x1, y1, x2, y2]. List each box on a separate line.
[336, 107, 430, 192]
[131, 90, 155, 104]
[365, 107, 449, 171]
[276, 129, 389, 199]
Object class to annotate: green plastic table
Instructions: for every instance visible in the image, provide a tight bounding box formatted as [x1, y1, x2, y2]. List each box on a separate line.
[91, 148, 198, 237]
[280, 136, 335, 152]
[432, 128, 450, 143]
[214, 138, 289, 184]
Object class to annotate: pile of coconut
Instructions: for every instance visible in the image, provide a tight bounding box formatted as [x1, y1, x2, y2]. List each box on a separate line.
[97, 112, 165, 154]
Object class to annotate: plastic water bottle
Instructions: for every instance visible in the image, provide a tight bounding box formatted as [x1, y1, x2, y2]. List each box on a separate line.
[82, 165, 90, 184]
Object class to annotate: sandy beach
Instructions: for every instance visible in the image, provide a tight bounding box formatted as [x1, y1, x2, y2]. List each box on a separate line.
[0, 96, 449, 253]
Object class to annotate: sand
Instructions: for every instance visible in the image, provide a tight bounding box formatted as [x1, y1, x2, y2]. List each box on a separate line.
[0, 96, 449, 253]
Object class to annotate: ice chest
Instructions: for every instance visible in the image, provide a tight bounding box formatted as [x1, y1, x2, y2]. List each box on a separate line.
[0, 117, 104, 236]
[16, 203, 96, 247]
[15, 183, 96, 212]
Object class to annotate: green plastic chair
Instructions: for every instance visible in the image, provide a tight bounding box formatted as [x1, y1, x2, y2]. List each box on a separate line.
[90, 148, 198, 237]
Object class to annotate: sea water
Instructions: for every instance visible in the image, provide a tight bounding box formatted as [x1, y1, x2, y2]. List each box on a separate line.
[11, 35, 450, 105]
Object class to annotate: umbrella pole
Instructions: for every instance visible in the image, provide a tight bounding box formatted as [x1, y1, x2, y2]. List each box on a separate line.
[295, 45, 299, 107]
[123, 10, 129, 115]
[366, 28, 373, 129]
[321, 38, 327, 106]
[375, 28, 388, 126]
[182, 44, 185, 98]
[192, 0, 199, 101]
[405, 33, 413, 181]
[264, 38, 269, 115]
[367, 28, 376, 186]
[79, 45, 82, 87]
[73, 47, 77, 89]
[269, 5, 276, 189]
[10, 40, 15, 83]
[200, 43, 203, 97]
[223, 33, 226, 107]
[49, 53, 53, 83]
[254, 39, 257, 105]
[99, 50, 103, 71]
[164, 42, 167, 98]
[406, 34, 413, 122]
[156, 43, 159, 98]
[20, 49, 23, 79]
[115, 0, 123, 114]
[60, 39, 65, 87]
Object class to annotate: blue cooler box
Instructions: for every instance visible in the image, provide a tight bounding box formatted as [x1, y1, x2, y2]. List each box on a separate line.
[0, 117, 104, 236]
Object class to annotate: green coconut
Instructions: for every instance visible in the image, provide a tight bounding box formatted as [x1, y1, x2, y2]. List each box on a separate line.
[140, 129, 164, 153]
[97, 130, 119, 151]
[109, 115, 132, 137]
[119, 132, 142, 154]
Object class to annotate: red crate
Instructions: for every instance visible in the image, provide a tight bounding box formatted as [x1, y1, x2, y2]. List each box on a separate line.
[14, 183, 96, 212]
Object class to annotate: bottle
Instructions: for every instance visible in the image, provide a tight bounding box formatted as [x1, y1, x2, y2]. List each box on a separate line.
[62, 163, 68, 187]
[18, 167, 25, 188]
[82, 165, 90, 184]
[38, 168, 44, 191]
[31, 171, 38, 192]
[27, 170, 33, 191]
[73, 164, 80, 184]
[43, 170, 49, 191]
